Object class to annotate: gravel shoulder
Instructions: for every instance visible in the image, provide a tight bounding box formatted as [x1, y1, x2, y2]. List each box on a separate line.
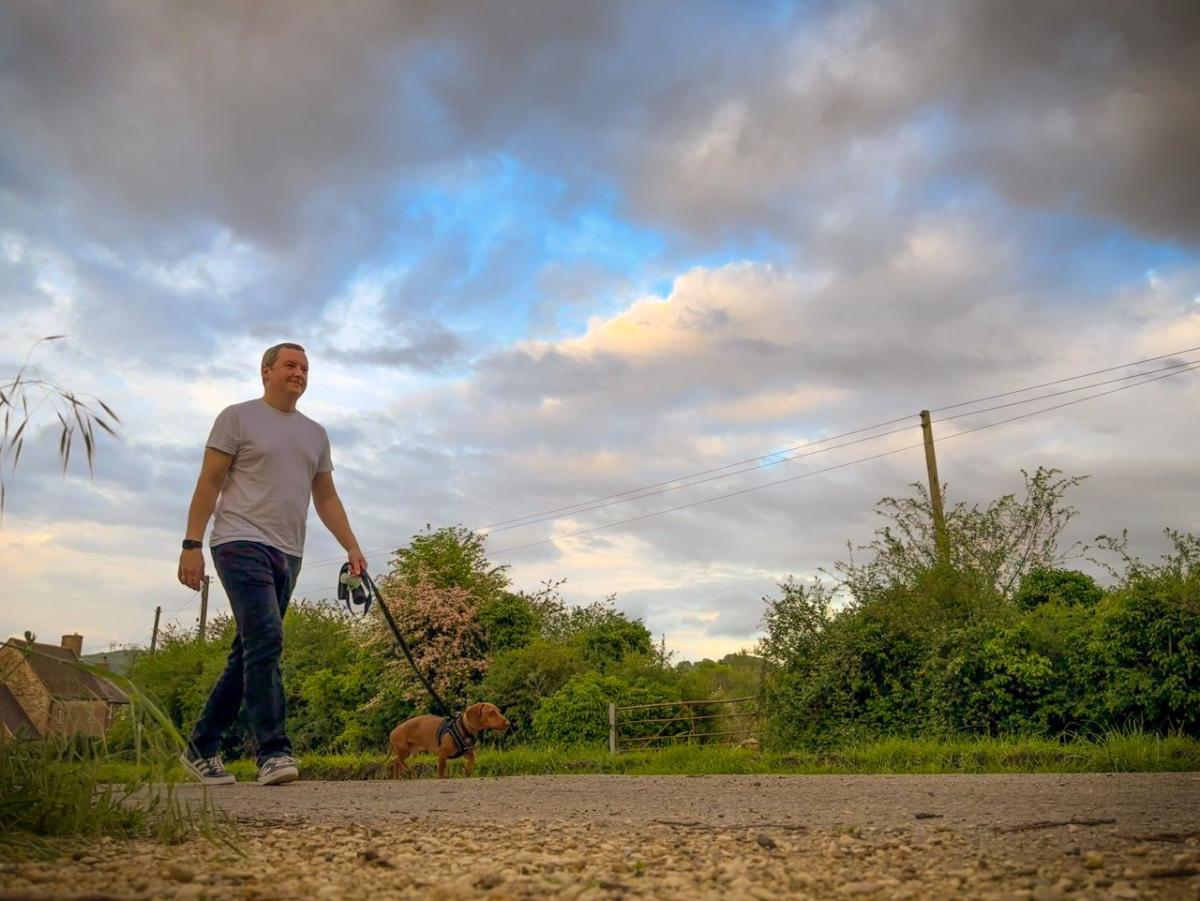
[2, 774, 1199, 900]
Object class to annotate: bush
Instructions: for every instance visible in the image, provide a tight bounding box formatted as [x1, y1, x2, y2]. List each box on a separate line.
[533, 672, 626, 745]
[479, 639, 585, 737]
[125, 617, 236, 752]
[759, 474, 1200, 747]
[1079, 534, 1200, 733]
[572, 617, 654, 673]
[129, 601, 390, 756]
[532, 672, 683, 746]
[478, 593, 541, 653]
[1015, 568, 1103, 611]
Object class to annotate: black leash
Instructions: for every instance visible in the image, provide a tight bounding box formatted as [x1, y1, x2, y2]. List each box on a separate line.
[338, 564, 453, 718]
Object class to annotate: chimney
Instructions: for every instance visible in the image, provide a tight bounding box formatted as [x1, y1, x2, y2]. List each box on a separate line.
[61, 634, 83, 658]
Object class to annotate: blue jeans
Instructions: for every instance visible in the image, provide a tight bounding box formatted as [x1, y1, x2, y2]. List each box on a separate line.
[189, 541, 301, 765]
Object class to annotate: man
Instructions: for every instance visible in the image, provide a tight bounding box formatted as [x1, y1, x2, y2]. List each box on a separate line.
[176, 342, 367, 786]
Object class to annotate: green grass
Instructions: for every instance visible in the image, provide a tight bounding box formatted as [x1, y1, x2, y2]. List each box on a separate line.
[93, 729, 1200, 783]
[0, 646, 227, 856]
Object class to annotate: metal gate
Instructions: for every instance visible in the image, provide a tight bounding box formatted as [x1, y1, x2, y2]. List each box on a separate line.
[607, 696, 762, 752]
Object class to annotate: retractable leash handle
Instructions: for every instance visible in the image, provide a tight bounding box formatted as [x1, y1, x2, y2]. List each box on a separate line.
[337, 563, 371, 614]
[337, 563, 454, 718]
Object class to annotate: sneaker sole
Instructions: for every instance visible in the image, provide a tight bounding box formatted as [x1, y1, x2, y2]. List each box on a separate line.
[258, 765, 299, 786]
[179, 751, 236, 786]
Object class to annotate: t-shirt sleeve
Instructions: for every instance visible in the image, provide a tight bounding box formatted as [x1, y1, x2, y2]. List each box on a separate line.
[206, 406, 240, 456]
[317, 428, 333, 474]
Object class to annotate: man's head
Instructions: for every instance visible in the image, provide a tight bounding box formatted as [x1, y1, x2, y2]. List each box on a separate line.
[261, 342, 308, 399]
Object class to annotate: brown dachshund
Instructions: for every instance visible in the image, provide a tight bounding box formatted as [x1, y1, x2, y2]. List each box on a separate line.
[388, 702, 510, 779]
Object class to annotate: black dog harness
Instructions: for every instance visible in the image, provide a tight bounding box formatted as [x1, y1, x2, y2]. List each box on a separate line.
[437, 713, 476, 759]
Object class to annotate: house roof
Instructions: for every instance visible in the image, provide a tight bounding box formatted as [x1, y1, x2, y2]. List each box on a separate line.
[88, 671, 131, 705]
[0, 683, 39, 738]
[3, 639, 130, 705]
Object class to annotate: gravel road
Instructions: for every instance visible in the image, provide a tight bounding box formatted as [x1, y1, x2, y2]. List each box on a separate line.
[2, 774, 1198, 899]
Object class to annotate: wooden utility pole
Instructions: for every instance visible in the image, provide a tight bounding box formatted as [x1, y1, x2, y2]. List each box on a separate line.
[919, 410, 949, 564]
[198, 576, 211, 641]
[150, 605, 162, 653]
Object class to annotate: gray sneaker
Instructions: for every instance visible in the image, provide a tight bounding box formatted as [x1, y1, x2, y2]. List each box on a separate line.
[179, 750, 236, 785]
[258, 753, 299, 786]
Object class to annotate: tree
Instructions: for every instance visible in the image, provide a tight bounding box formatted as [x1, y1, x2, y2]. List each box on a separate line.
[838, 467, 1085, 603]
[756, 577, 834, 670]
[1, 336, 120, 518]
[479, 640, 584, 735]
[675, 653, 764, 701]
[371, 575, 489, 712]
[1014, 567, 1103, 611]
[478, 592, 541, 653]
[364, 525, 509, 714]
[574, 615, 654, 673]
[389, 525, 509, 600]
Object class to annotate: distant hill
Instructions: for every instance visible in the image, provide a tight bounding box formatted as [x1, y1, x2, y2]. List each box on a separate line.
[80, 648, 140, 676]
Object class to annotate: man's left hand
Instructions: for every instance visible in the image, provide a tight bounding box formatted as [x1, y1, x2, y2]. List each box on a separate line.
[347, 547, 367, 577]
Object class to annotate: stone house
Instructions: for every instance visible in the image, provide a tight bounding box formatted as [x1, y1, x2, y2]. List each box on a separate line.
[0, 683, 38, 739]
[0, 634, 130, 739]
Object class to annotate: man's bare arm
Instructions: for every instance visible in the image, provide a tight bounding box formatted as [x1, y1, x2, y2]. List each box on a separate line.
[312, 470, 366, 575]
[177, 448, 233, 589]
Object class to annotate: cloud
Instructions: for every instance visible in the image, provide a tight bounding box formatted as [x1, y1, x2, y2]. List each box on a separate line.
[2, 0, 1198, 659]
[622, 0, 1200, 247]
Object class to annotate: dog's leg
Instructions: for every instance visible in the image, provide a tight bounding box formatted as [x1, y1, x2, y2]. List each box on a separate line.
[390, 737, 410, 779]
[464, 750, 475, 777]
[436, 755, 448, 779]
[393, 750, 411, 779]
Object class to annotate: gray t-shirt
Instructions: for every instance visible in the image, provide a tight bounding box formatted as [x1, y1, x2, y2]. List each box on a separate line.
[206, 399, 333, 557]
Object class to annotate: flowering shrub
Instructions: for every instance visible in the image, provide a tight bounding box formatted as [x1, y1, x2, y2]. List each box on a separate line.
[370, 575, 490, 711]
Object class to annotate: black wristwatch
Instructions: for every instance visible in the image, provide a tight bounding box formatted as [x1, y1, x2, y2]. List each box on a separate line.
[182, 539, 203, 550]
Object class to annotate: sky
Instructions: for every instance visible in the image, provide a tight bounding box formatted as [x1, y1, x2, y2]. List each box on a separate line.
[1, 0, 1198, 661]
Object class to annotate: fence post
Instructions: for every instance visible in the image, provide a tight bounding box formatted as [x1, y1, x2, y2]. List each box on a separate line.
[608, 702, 617, 754]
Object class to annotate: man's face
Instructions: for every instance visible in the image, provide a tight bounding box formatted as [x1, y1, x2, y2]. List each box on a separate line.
[264, 348, 309, 397]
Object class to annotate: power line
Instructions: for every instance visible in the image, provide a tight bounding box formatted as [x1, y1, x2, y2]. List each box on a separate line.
[292, 360, 1198, 597]
[929, 344, 1200, 414]
[935, 357, 1198, 422]
[295, 349, 1200, 583]
[481, 343, 1200, 531]
[164, 591, 198, 623]
[477, 418, 918, 530]
[137, 590, 198, 647]
[482, 360, 1199, 558]
[297, 416, 920, 572]
[477, 356, 1200, 537]
[485, 422, 919, 532]
[312, 340, 1200, 566]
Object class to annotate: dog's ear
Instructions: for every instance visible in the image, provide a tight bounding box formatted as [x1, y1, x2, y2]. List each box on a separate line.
[464, 703, 483, 732]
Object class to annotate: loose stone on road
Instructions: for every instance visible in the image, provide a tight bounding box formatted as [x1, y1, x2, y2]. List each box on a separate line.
[1, 774, 1198, 899]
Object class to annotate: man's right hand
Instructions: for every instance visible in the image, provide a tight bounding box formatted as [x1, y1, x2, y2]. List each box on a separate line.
[178, 548, 205, 590]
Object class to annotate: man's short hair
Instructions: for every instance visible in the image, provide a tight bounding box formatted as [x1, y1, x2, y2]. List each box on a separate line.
[261, 343, 306, 384]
